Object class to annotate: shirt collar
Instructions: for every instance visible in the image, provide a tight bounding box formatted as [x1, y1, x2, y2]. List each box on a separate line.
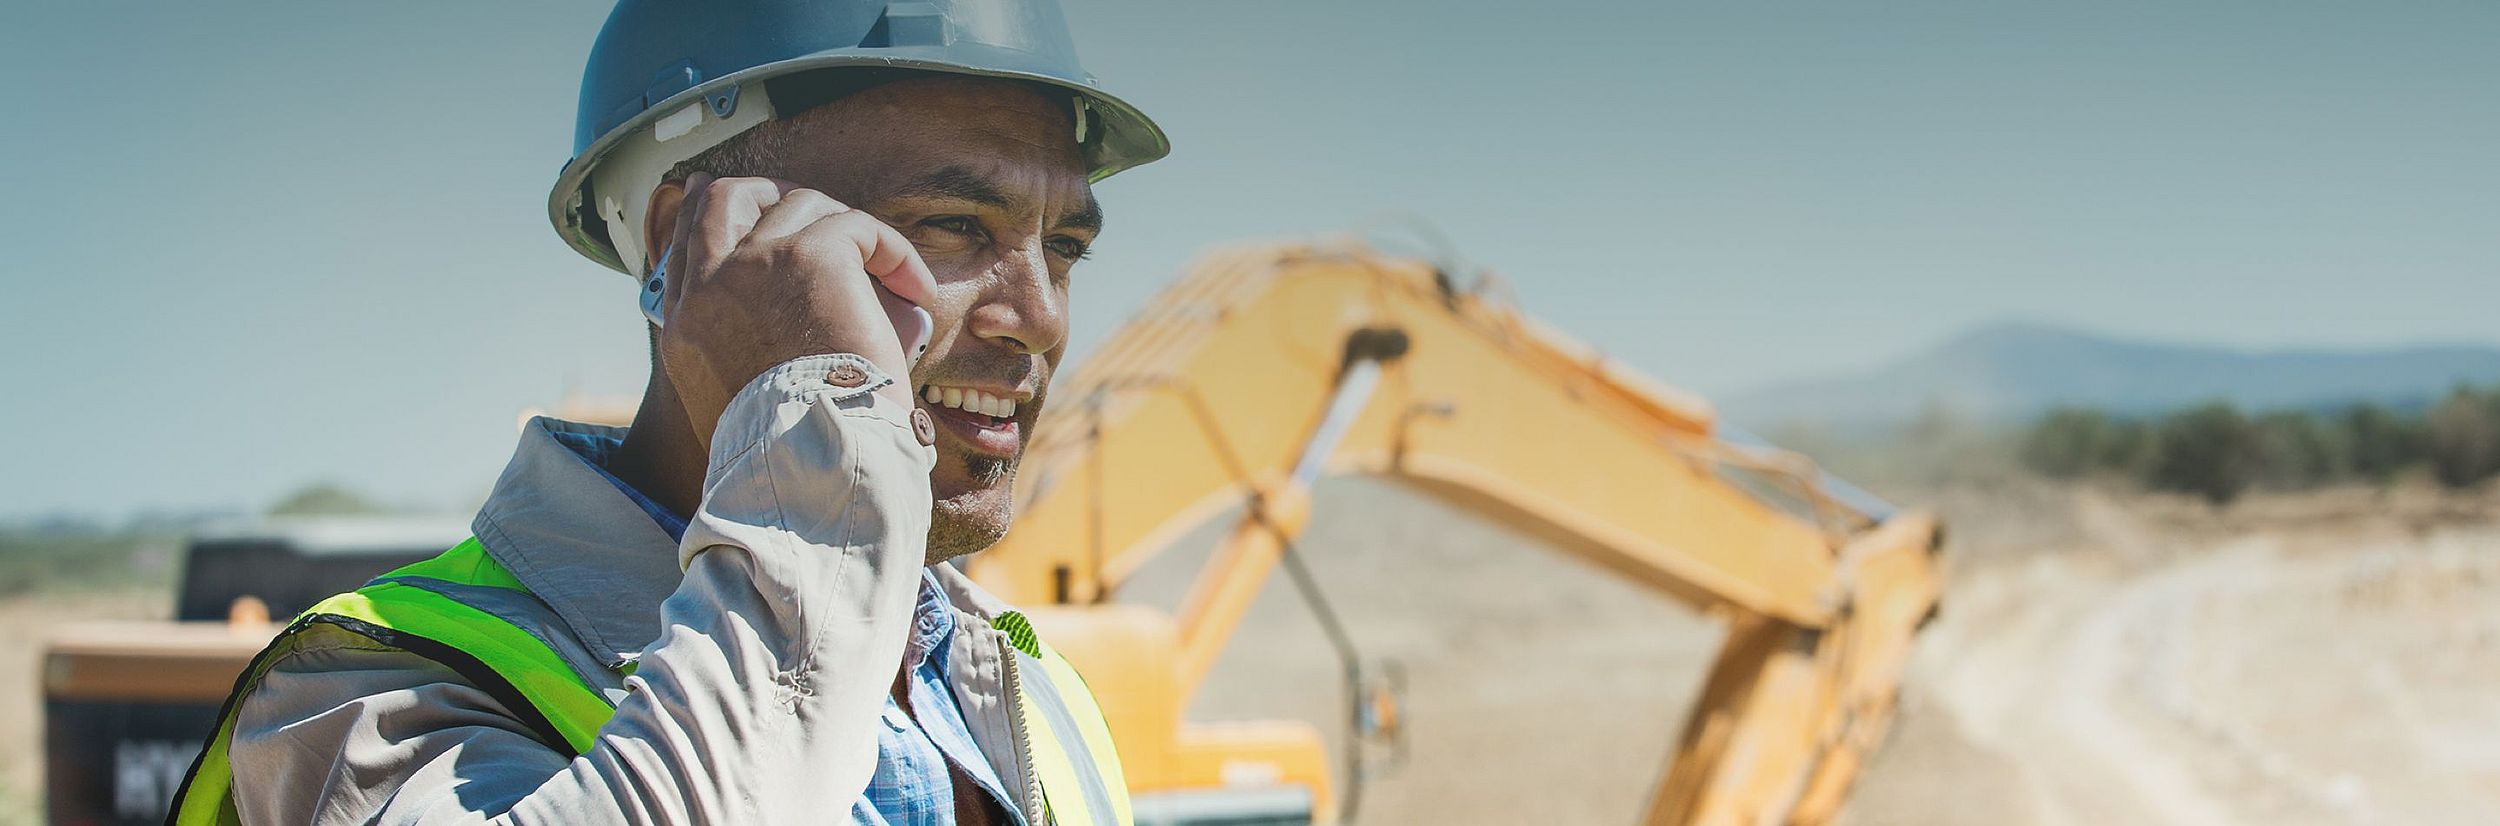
[546, 427, 688, 542]
[907, 569, 955, 671]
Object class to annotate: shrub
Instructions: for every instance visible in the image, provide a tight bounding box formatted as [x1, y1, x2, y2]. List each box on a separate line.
[2252, 411, 2344, 489]
[2143, 403, 2263, 505]
[2022, 408, 2115, 479]
[2010, 385, 2500, 496]
[2339, 403, 2423, 483]
[2425, 388, 2500, 489]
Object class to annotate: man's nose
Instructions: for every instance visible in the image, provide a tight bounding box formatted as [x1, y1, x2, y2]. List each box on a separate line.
[965, 240, 1066, 356]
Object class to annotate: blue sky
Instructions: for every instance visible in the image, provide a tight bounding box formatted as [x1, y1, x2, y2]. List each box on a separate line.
[2, 0, 2494, 520]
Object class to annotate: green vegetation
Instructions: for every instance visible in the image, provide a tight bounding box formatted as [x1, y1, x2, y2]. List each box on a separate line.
[0, 529, 176, 597]
[267, 481, 394, 516]
[2018, 385, 2500, 504]
[1, 482, 402, 598]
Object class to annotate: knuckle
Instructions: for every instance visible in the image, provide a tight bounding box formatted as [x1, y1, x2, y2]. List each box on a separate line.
[779, 188, 848, 218]
[774, 236, 853, 274]
[832, 209, 891, 238]
[705, 176, 773, 204]
[792, 188, 850, 212]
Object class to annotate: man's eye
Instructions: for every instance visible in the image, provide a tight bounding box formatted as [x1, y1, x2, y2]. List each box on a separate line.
[922, 216, 984, 238]
[1046, 237, 1092, 260]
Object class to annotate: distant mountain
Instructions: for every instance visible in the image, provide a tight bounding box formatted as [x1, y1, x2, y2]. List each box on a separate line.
[1727, 323, 2500, 429]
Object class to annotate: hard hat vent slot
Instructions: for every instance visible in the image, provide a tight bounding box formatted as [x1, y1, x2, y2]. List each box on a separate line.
[865, 2, 951, 48]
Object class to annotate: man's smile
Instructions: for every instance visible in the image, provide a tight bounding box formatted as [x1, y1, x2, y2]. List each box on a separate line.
[918, 382, 1029, 458]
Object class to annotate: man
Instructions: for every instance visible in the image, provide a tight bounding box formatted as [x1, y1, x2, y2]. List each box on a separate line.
[170, 1, 1167, 823]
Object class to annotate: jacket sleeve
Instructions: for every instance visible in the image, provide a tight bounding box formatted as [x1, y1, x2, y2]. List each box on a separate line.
[227, 354, 936, 825]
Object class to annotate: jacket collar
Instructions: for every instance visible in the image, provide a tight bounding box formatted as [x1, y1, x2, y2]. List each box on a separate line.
[470, 417, 684, 668]
[930, 561, 1016, 625]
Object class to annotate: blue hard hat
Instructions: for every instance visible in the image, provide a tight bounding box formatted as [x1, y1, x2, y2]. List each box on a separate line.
[549, 0, 1171, 274]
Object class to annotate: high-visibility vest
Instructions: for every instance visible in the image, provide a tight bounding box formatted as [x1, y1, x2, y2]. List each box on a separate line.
[170, 538, 1133, 825]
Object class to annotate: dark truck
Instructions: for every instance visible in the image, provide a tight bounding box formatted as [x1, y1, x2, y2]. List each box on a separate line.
[41, 517, 467, 825]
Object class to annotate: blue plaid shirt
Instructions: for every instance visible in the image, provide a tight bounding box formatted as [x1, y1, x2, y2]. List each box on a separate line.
[556, 430, 1023, 825]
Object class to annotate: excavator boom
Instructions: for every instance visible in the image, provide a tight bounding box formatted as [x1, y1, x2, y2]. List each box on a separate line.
[967, 242, 1943, 824]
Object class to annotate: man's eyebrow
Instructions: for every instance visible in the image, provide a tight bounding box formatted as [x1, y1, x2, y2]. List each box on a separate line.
[893, 163, 1101, 233]
[893, 165, 1010, 208]
[1057, 193, 1104, 234]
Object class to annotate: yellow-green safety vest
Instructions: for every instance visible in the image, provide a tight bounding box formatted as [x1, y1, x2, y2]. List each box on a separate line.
[169, 538, 1133, 825]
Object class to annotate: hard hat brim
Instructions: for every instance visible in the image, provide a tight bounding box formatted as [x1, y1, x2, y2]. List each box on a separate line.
[548, 51, 1170, 275]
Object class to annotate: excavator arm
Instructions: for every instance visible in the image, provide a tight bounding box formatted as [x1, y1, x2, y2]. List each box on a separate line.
[965, 242, 1943, 825]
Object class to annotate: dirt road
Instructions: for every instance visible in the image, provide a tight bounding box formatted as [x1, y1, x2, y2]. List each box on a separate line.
[1847, 487, 2500, 826]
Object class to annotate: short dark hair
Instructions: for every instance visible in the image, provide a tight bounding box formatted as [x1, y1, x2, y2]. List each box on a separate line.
[661, 122, 790, 186]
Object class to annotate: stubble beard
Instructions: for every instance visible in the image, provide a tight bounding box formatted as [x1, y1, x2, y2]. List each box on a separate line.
[925, 453, 1015, 566]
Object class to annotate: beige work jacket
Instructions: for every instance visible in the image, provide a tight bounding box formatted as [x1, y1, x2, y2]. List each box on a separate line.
[224, 355, 1045, 824]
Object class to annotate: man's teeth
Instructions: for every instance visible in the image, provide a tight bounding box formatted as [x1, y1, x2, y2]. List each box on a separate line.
[919, 385, 1017, 418]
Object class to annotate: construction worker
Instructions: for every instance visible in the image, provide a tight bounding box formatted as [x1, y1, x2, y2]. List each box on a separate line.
[169, 1, 1166, 823]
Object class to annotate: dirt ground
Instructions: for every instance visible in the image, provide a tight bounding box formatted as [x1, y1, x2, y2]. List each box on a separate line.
[1119, 478, 1726, 825]
[1841, 484, 2500, 826]
[3, 479, 2494, 824]
[1134, 478, 2500, 825]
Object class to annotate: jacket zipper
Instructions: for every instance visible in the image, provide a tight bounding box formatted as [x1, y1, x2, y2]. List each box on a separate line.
[998, 636, 1051, 824]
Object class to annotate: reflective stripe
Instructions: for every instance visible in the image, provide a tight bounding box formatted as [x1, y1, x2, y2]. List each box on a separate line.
[380, 537, 530, 591]
[168, 539, 616, 825]
[372, 574, 621, 693]
[307, 583, 614, 751]
[314, 539, 614, 748]
[171, 660, 260, 825]
[1027, 646, 1133, 825]
[999, 611, 1133, 823]
[1018, 650, 1121, 826]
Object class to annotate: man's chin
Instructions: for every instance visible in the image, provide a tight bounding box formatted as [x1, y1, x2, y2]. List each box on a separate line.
[926, 481, 1014, 565]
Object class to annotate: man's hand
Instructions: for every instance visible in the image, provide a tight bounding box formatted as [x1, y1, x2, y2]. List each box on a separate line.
[655, 173, 939, 450]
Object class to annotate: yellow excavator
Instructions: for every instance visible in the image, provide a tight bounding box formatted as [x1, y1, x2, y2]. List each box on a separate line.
[42, 239, 1941, 826]
[966, 238, 1943, 825]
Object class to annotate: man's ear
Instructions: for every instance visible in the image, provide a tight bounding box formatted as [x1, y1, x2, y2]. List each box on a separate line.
[641, 180, 690, 274]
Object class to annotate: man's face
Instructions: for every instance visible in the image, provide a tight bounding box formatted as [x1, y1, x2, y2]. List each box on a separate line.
[763, 77, 1097, 561]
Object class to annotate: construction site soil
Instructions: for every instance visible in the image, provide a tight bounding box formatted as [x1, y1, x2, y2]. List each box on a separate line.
[1125, 478, 2500, 825]
[3, 480, 2494, 824]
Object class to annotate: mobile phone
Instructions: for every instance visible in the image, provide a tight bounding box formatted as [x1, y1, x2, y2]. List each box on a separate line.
[640, 245, 673, 327]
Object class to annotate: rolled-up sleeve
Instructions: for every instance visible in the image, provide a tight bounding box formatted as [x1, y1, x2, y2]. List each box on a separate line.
[228, 354, 936, 825]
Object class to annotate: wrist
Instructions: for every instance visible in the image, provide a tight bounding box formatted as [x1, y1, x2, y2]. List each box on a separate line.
[702, 354, 924, 485]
